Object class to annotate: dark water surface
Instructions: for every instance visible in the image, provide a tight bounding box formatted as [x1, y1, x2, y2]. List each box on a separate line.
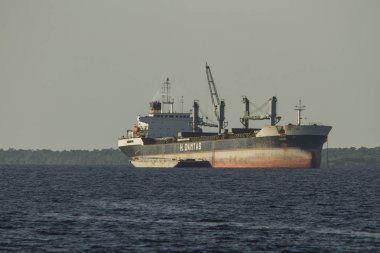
[0, 165, 379, 252]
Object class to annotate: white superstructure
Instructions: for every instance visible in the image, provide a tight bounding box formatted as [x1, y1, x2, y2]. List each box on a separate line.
[118, 77, 195, 149]
[137, 112, 192, 138]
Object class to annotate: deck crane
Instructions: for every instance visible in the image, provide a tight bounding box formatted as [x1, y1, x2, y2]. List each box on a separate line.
[191, 100, 218, 133]
[205, 63, 227, 134]
[240, 96, 281, 128]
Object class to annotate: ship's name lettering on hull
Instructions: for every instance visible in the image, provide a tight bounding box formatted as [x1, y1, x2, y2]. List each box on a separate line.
[179, 142, 202, 152]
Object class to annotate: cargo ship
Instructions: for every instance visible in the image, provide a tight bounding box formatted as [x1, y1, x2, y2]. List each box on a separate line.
[118, 64, 331, 168]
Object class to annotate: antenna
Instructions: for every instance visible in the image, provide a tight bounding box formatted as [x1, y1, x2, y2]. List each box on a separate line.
[294, 98, 306, 126]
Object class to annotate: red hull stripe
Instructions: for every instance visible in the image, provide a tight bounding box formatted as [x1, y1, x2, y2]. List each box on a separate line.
[212, 159, 311, 168]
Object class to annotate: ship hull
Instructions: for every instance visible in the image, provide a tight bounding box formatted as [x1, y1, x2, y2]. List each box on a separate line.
[126, 147, 317, 168]
[119, 125, 331, 168]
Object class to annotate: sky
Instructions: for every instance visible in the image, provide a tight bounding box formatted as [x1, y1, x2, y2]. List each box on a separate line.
[1, 0, 379, 150]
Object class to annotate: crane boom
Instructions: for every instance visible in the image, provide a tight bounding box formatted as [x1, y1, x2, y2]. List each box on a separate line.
[206, 63, 220, 120]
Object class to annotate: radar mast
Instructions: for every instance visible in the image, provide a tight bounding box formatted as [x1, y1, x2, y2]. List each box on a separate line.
[295, 99, 306, 126]
[161, 78, 174, 113]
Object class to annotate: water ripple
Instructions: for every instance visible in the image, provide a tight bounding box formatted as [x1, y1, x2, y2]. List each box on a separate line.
[0, 165, 379, 252]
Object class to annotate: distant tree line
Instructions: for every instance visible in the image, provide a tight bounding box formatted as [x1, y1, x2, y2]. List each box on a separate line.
[0, 147, 379, 168]
[0, 148, 130, 166]
[321, 147, 380, 169]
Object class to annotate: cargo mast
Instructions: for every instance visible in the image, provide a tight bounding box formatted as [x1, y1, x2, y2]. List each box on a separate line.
[206, 63, 227, 133]
[240, 96, 250, 128]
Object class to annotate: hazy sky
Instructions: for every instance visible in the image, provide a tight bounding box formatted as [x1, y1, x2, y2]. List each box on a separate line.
[1, 0, 379, 150]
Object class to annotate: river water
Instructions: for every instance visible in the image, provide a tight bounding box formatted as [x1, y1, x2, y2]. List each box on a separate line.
[0, 165, 379, 252]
